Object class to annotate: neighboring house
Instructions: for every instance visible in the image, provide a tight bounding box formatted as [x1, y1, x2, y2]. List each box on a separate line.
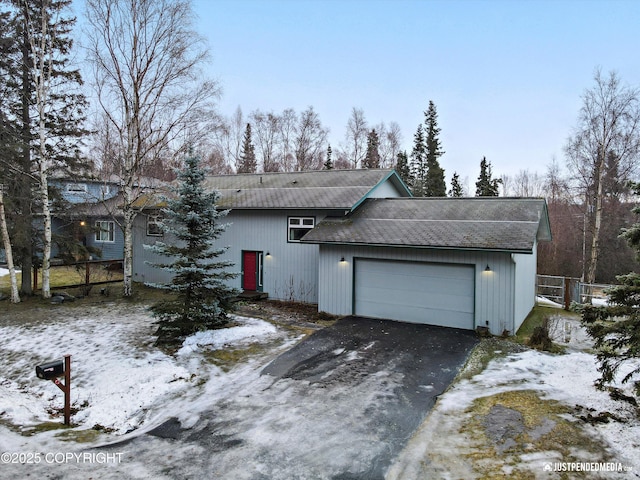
[50, 178, 125, 261]
[133, 169, 411, 302]
[133, 169, 551, 336]
[302, 197, 551, 335]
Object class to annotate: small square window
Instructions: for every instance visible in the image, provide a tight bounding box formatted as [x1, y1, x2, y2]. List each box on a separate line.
[288, 216, 315, 242]
[147, 215, 163, 236]
[95, 220, 115, 242]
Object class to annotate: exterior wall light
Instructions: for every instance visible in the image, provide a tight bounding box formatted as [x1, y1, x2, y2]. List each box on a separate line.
[340, 257, 346, 263]
[484, 264, 491, 272]
[266, 252, 271, 257]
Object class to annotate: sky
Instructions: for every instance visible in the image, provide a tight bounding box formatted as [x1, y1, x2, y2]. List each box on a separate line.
[191, 0, 640, 188]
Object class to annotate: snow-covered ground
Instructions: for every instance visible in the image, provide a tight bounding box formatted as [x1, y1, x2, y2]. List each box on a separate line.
[0, 280, 638, 478]
[388, 313, 640, 479]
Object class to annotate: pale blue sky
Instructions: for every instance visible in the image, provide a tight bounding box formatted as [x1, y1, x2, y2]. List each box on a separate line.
[191, 0, 640, 186]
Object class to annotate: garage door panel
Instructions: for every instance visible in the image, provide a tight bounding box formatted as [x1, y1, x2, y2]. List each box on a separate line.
[354, 259, 475, 330]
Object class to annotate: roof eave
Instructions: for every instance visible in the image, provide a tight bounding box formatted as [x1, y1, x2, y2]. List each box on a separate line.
[300, 239, 534, 254]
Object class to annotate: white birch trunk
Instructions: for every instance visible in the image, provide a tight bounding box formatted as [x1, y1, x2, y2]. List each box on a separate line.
[0, 188, 20, 303]
[122, 182, 134, 297]
[31, 2, 53, 299]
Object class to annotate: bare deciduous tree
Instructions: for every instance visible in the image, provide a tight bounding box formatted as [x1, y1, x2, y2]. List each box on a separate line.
[250, 109, 281, 172]
[565, 69, 640, 283]
[343, 107, 367, 169]
[502, 169, 546, 197]
[377, 121, 402, 168]
[85, 0, 220, 296]
[294, 106, 327, 171]
[0, 185, 19, 302]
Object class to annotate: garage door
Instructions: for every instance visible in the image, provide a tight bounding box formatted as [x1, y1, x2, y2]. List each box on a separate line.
[354, 259, 475, 330]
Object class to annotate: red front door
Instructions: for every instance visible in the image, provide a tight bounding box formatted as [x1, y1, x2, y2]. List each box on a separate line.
[243, 251, 257, 291]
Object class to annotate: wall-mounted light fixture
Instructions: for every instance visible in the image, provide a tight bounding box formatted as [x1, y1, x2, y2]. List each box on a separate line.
[340, 257, 346, 263]
[484, 264, 491, 272]
[266, 252, 271, 257]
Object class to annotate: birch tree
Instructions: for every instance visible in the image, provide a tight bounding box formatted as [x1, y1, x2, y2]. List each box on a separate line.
[85, 0, 220, 296]
[3, 0, 86, 297]
[0, 185, 19, 302]
[565, 69, 640, 284]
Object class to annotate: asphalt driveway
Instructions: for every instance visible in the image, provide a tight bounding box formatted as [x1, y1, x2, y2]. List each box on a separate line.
[133, 315, 479, 480]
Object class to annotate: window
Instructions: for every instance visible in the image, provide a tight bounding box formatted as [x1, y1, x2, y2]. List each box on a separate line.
[66, 183, 87, 193]
[288, 216, 315, 242]
[147, 215, 163, 236]
[95, 221, 115, 242]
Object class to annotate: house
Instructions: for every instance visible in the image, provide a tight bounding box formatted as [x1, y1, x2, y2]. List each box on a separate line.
[301, 197, 551, 335]
[132, 169, 551, 336]
[50, 178, 125, 261]
[133, 169, 411, 302]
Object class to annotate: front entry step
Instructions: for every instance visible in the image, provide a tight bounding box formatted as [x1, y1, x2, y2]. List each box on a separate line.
[237, 290, 269, 301]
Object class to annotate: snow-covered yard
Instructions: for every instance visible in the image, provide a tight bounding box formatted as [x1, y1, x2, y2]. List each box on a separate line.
[0, 272, 639, 478]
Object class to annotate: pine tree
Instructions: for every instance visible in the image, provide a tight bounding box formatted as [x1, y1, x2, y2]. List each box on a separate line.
[424, 101, 446, 196]
[395, 150, 410, 186]
[0, 0, 87, 295]
[409, 124, 426, 196]
[238, 123, 257, 173]
[449, 172, 464, 197]
[475, 156, 502, 196]
[324, 144, 333, 170]
[580, 181, 640, 396]
[362, 129, 381, 169]
[146, 153, 239, 346]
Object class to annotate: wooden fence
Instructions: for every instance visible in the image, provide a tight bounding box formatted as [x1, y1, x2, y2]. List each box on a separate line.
[34, 259, 124, 293]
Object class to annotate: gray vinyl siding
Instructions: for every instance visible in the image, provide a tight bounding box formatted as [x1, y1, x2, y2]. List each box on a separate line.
[317, 244, 518, 336]
[133, 209, 327, 303]
[512, 244, 538, 333]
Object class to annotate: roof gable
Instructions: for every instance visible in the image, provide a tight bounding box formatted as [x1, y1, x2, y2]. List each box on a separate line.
[203, 169, 410, 210]
[302, 197, 551, 253]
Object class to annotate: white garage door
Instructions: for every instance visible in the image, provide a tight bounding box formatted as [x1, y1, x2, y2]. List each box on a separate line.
[354, 259, 475, 330]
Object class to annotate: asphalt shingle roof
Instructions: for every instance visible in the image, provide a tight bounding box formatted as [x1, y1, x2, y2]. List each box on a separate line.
[301, 197, 551, 253]
[202, 169, 403, 210]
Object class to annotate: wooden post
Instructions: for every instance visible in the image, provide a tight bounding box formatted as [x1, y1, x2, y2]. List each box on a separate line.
[52, 355, 71, 425]
[33, 266, 38, 292]
[85, 261, 90, 286]
[564, 277, 571, 311]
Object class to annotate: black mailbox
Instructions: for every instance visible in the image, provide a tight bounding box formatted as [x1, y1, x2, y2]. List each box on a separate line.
[36, 360, 65, 380]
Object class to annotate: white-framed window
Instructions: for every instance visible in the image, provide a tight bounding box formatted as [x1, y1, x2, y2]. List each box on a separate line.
[147, 214, 163, 236]
[288, 216, 315, 242]
[66, 183, 87, 193]
[95, 220, 115, 242]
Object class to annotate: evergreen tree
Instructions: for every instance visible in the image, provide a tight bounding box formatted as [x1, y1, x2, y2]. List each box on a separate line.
[362, 129, 381, 168]
[395, 150, 410, 186]
[146, 153, 239, 346]
[238, 123, 257, 173]
[409, 124, 426, 196]
[324, 144, 333, 170]
[0, 0, 88, 295]
[424, 101, 446, 196]
[449, 171, 464, 197]
[580, 181, 640, 396]
[475, 156, 502, 196]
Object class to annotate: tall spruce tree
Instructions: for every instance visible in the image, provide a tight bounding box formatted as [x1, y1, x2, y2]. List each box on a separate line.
[324, 144, 333, 170]
[580, 181, 640, 396]
[475, 156, 502, 196]
[363, 129, 381, 169]
[424, 101, 446, 196]
[146, 153, 239, 345]
[0, 0, 87, 295]
[395, 150, 410, 186]
[449, 171, 464, 197]
[238, 123, 257, 173]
